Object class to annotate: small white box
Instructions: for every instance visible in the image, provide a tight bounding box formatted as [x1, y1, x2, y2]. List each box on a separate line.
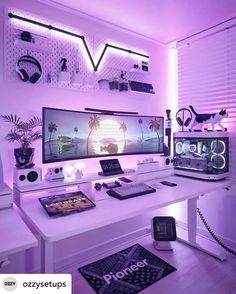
[58, 71, 70, 84]
[71, 72, 83, 86]
[136, 161, 160, 174]
[137, 166, 173, 182]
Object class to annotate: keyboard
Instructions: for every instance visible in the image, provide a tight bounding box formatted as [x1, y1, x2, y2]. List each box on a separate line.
[129, 81, 155, 94]
[107, 183, 156, 200]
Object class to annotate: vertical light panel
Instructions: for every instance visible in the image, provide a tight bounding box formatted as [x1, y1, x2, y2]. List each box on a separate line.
[168, 47, 178, 134]
[167, 46, 181, 219]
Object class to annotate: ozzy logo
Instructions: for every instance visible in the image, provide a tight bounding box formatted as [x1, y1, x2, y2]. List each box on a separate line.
[3, 277, 17, 292]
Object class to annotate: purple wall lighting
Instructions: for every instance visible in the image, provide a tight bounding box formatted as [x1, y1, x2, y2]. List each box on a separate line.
[8, 12, 149, 72]
[0, 0, 169, 278]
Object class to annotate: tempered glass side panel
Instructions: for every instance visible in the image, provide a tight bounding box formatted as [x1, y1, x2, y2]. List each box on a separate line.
[174, 137, 228, 174]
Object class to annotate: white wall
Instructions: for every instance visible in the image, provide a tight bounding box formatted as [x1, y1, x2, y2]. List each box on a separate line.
[0, 0, 168, 185]
[0, 0, 169, 273]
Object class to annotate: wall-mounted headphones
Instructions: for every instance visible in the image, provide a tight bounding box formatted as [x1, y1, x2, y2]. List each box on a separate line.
[16, 55, 42, 84]
[176, 108, 192, 129]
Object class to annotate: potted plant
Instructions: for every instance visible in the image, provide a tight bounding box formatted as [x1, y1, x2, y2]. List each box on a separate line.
[1, 114, 42, 169]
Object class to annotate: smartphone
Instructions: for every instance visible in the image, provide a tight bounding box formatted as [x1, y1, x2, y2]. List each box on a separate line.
[118, 177, 133, 183]
[160, 181, 177, 187]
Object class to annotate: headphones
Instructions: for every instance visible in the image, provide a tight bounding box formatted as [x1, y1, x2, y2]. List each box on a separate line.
[176, 108, 192, 128]
[16, 55, 42, 84]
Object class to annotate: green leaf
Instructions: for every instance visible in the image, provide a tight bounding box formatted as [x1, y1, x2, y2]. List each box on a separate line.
[5, 131, 22, 143]
[28, 116, 42, 128]
[1, 114, 22, 125]
[31, 130, 43, 141]
[1, 114, 42, 147]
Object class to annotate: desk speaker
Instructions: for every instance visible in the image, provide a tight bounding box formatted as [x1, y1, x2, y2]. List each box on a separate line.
[164, 156, 173, 166]
[159, 156, 173, 167]
[14, 167, 42, 187]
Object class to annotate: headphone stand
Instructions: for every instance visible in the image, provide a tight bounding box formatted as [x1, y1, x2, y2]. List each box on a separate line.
[176, 108, 192, 132]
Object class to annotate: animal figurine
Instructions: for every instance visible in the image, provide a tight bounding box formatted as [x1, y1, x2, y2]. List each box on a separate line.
[189, 106, 228, 131]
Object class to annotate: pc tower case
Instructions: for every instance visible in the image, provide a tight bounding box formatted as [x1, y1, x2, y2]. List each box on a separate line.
[173, 132, 229, 180]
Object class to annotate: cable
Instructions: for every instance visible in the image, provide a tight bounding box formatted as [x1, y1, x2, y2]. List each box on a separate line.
[197, 208, 236, 256]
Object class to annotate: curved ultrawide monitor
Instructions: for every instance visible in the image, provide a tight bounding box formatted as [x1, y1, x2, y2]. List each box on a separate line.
[43, 107, 164, 163]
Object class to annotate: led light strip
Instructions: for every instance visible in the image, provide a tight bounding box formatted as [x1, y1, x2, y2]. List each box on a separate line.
[175, 142, 183, 154]
[8, 12, 149, 72]
[210, 140, 226, 169]
[210, 140, 225, 155]
[210, 154, 226, 169]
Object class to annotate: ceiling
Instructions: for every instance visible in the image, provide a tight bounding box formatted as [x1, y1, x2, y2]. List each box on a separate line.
[42, 0, 236, 44]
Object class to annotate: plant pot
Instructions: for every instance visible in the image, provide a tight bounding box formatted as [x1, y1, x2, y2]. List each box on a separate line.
[14, 148, 35, 169]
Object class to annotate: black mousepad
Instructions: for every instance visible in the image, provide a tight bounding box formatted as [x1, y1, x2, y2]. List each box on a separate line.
[78, 243, 176, 294]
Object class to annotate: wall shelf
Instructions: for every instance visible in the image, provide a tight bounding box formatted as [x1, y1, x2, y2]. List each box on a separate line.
[129, 68, 150, 75]
[6, 9, 154, 94]
[14, 38, 51, 54]
[108, 67, 151, 75]
[8, 12, 149, 72]
[14, 30, 52, 54]
[130, 90, 155, 95]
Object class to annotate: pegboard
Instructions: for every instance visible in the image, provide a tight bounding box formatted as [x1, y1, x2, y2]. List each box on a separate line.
[4, 8, 152, 93]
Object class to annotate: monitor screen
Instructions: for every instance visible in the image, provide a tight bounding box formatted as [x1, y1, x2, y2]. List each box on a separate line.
[43, 107, 164, 163]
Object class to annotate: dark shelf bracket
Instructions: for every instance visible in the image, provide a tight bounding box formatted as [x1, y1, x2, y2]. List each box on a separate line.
[8, 12, 149, 72]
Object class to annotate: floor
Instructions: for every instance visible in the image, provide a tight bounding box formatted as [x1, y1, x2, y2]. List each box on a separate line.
[63, 234, 236, 294]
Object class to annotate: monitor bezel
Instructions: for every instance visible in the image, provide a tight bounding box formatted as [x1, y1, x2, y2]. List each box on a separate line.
[42, 107, 164, 164]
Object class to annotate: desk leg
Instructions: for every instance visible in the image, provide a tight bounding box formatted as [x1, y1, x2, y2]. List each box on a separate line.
[177, 196, 226, 261]
[187, 198, 197, 243]
[41, 239, 54, 273]
[25, 248, 34, 273]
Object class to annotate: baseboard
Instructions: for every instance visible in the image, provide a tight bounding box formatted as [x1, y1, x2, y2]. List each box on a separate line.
[55, 226, 149, 272]
[176, 220, 236, 251]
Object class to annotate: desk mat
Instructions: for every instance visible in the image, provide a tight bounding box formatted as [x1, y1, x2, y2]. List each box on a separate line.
[78, 243, 176, 294]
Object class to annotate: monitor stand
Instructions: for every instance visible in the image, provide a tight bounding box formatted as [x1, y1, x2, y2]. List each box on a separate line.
[98, 170, 124, 177]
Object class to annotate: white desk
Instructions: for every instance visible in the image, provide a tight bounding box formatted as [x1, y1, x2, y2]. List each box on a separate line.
[19, 175, 231, 273]
[0, 207, 38, 269]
